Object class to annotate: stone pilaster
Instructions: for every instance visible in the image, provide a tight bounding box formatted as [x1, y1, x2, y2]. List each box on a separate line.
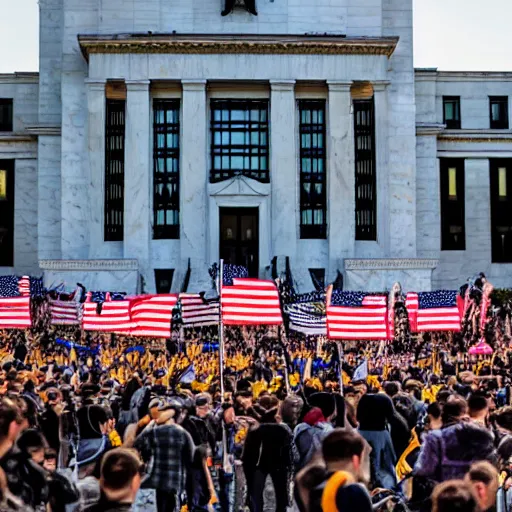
[327, 81, 354, 281]
[270, 80, 297, 266]
[373, 81, 390, 255]
[181, 80, 208, 289]
[124, 80, 151, 290]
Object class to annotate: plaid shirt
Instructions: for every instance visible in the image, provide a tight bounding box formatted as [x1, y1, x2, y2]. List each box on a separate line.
[134, 423, 194, 494]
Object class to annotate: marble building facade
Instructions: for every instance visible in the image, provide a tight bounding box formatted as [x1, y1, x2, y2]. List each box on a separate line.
[0, 0, 510, 294]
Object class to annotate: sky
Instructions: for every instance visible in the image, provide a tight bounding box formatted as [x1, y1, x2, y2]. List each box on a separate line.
[0, 0, 511, 73]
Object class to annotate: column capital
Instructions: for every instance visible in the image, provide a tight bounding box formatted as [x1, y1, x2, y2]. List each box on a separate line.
[372, 80, 391, 92]
[84, 78, 107, 91]
[270, 80, 296, 92]
[182, 79, 207, 91]
[126, 80, 150, 92]
[327, 80, 352, 92]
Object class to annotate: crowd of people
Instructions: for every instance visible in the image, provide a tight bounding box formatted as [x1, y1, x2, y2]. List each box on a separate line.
[0, 325, 511, 512]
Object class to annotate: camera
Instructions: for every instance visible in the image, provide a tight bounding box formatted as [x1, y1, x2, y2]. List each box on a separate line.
[47, 391, 58, 402]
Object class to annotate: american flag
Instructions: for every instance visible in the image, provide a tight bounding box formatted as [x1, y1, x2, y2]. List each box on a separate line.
[285, 302, 326, 335]
[82, 292, 132, 333]
[406, 290, 462, 332]
[49, 298, 82, 325]
[0, 276, 31, 329]
[326, 290, 388, 340]
[130, 294, 178, 338]
[221, 264, 283, 325]
[180, 293, 220, 327]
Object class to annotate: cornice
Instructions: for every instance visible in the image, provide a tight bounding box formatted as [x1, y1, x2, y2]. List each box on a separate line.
[25, 125, 61, 136]
[39, 259, 139, 271]
[416, 123, 446, 136]
[78, 34, 399, 59]
[439, 130, 512, 143]
[0, 133, 36, 143]
[344, 259, 439, 271]
[0, 72, 39, 84]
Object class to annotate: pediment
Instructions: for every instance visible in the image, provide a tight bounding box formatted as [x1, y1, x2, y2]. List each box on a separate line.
[209, 175, 270, 197]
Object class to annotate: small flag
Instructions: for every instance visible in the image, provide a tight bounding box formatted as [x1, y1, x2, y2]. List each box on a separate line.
[130, 294, 178, 338]
[180, 293, 220, 327]
[179, 365, 196, 384]
[0, 276, 32, 329]
[406, 290, 461, 332]
[326, 290, 388, 340]
[284, 302, 326, 335]
[352, 359, 368, 382]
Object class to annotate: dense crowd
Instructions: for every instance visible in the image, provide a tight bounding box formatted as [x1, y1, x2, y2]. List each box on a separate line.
[0, 327, 510, 512]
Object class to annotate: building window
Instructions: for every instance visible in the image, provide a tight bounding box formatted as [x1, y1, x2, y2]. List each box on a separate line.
[309, 268, 325, 290]
[210, 99, 269, 183]
[0, 160, 14, 266]
[440, 158, 465, 250]
[443, 96, 461, 129]
[299, 100, 327, 239]
[0, 99, 13, 132]
[153, 100, 180, 239]
[104, 99, 125, 241]
[490, 159, 512, 262]
[155, 269, 175, 294]
[490, 96, 509, 129]
[354, 98, 377, 241]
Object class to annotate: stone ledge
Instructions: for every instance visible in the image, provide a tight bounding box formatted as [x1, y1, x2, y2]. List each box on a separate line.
[344, 258, 438, 271]
[0, 133, 37, 143]
[25, 125, 62, 136]
[39, 259, 139, 271]
[416, 123, 445, 136]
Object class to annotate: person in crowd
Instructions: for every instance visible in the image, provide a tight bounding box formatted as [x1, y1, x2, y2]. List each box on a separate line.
[242, 394, 294, 512]
[431, 480, 479, 512]
[415, 396, 497, 482]
[134, 399, 194, 512]
[468, 393, 490, 427]
[84, 448, 143, 512]
[464, 461, 499, 512]
[426, 402, 443, 432]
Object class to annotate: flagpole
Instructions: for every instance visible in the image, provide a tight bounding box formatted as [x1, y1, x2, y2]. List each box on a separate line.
[219, 259, 225, 401]
[327, 284, 344, 396]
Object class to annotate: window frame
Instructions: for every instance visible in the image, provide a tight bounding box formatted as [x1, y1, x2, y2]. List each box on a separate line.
[210, 99, 269, 183]
[153, 99, 181, 240]
[443, 96, 461, 129]
[489, 96, 509, 130]
[0, 99, 13, 132]
[440, 158, 466, 251]
[354, 98, 377, 241]
[490, 159, 512, 263]
[0, 159, 15, 266]
[104, 98, 126, 242]
[298, 99, 327, 239]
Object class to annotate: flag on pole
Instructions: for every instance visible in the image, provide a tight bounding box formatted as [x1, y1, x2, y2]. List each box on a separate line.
[352, 359, 368, 382]
[180, 293, 220, 327]
[221, 265, 283, 325]
[49, 286, 83, 326]
[82, 292, 132, 333]
[130, 294, 178, 338]
[0, 276, 32, 329]
[326, 289, 388, 340]
[406, 290, 462, 332]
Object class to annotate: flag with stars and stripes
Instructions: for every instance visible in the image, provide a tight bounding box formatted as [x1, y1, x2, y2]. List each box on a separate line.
[221, 265, 282, 325]
[129, 294, 179, 338]
[284, 301, 326, 335]
[0, 276, 32, 329]
[180, 293, 220, 327]
[406, 290, 462, 332]
[326, 290, 388, 340]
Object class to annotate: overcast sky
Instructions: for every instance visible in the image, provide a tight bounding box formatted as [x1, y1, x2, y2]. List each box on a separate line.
[0, 0, 510, 73]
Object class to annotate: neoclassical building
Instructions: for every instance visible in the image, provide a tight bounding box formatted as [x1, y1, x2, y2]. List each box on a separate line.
[0, 0, 511, 294]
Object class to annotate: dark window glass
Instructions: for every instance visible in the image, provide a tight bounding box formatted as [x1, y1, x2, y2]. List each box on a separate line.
[299, 100, 327, 239]
[443, 96, 461, 129]
[0, 160, 14, 266]
[309, 268, 325, 290]
[440, 158, 465, 250]
[490, 159, 512, 262]
[490, 96, 509, 129]
[153, 100, 180, 239]
[210, 99, 269, 183]
[104, 99, 125, 242]
[155, 269, 175, 294]
[354, 98, 377, 241]
[0, 99, 13, 132]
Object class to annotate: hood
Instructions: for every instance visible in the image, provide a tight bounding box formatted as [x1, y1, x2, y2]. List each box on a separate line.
[74, 436, 108, 467]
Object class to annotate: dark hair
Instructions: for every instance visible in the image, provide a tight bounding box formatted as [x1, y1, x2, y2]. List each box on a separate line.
[322, 429, 365, 464]
[17, 428, 47, 454]
[0, 398, 22, 440]
[427, 402, 442, 420]
[468, 394, 489, 415]
[383, 382, 400, 398]
[466, 461, 498, 486]
[494, 406, 512, 432]
[100, 448, 142, 490]
[437, 389, 453, 405]
[432, 480, 478, 512]
[442, 396, 467, 427]
[393, 392, 416, 430]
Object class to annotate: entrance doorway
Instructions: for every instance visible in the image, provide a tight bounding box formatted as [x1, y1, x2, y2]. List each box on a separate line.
[219, 207, 259, 277]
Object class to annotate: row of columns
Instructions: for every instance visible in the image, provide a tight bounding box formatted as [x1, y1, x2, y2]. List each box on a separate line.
[85, 78, 389, 285]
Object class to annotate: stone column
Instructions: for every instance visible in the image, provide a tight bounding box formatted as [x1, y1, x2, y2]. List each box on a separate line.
[85, 79, 108, 259]
[327, 81, 354, 281]
[181, 80, 208, 289]
[124, 80, 151, 290]
[270, 80, 297, 268]
[373, 81, 390, 255]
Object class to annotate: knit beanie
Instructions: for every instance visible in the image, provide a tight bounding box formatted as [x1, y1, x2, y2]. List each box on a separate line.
[309, 392, 336, 419]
